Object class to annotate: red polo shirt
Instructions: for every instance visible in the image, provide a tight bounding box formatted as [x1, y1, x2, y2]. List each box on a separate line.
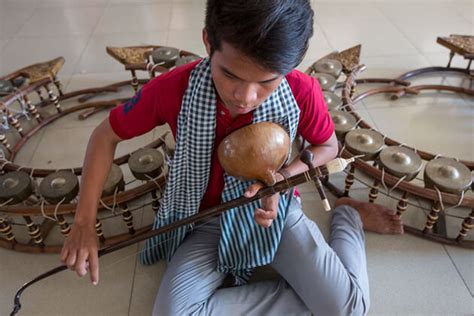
[109, 61, 334, 210]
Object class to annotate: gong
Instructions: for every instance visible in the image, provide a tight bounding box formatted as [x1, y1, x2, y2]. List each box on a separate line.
[312, 73, 337, 92]
[0, 171, 33, 205]
[323, 91, 343, 110]
[313, 59, 343, 79]
[0, 80, 15, 96]
[424, 158, 472, 194]
[330, 110, 357, 138]
[175, 55, 200, 67]
[102, 164, 125, 197]
[128, 148, 164, 180]
[39, 171, 79, 204]
[150, 47, 180, 68]
[378, 146, 422, 181]
[345, 128, 384, 161]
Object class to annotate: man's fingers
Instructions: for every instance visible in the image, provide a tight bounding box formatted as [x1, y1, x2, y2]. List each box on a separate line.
[66, 251, 77, 270]
[244, 183, 264, 198]
[254, 208, 276, 228]
[255, 208, 277, 220]
[75, 250, 89, 277]
[89, 252, 99, 285]
[60, 248, 69, 263]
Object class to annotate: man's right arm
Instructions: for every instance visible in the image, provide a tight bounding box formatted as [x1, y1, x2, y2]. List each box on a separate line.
[60, 118, 123, 285]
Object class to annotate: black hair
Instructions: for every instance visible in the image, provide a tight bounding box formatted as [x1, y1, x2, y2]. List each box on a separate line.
[205, 0, 314, 75]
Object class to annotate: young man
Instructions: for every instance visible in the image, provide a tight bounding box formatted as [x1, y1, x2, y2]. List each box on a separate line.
[61, 0, 403, 315]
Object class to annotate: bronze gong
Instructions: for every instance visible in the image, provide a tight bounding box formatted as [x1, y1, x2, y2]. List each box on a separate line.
[39, 171, 79, 204]
[324, 91, 343, 110]
[128, 148, 164, 181]
[217, 122, 290, 186]
[150, 47, 180, 68]
[313, 59, 343, 79]
[424, 158, 472, 194]
[330, 110, 357, 138]
[0, 171, 33, 205]
[312, 73, 337, 92]
[102, 164, 125, 197]
[175, 55, 200, 67]
[345, 128, 384, 161]
[378, 146, 422, 181]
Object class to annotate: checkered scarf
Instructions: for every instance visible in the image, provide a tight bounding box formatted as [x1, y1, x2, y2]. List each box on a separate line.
[140, 58, 300, 284]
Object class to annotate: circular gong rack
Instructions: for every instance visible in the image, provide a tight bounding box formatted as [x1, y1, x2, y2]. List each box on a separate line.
[0, 46, 200, 253]
[305, 62, 473, 248]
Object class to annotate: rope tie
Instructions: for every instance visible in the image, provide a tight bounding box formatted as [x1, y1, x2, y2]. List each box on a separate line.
[0, 159, 10, 171]
[40, 197, 65, 222]
[433, 185, 465, 212]
[145, 174, 163, 192]
[380, 167, 407, 195]
[0, 198, 14, 207]
[99, 186, 119, 215]
[146, 56, 165, 75]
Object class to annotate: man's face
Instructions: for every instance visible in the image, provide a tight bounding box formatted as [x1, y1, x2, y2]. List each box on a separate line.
[204, 34, 283, 118]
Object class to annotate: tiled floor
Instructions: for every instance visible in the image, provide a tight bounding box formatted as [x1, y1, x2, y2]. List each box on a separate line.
[1, 0, 473, 315]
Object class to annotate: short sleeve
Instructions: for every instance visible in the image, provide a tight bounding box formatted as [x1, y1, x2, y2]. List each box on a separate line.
[286, 70, 334, 145]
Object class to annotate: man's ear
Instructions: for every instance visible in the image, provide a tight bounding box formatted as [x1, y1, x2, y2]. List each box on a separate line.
[202, 28, 211, 56]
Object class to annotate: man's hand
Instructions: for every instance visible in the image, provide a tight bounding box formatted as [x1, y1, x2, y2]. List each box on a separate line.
[60, 221, 99, 285]
[244, 173, 285, 228]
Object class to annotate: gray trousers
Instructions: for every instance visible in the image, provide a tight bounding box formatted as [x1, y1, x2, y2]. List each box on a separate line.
[153, 202, 370, 316]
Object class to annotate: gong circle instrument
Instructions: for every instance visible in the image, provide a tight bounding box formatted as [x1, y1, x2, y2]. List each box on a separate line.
[424, 158, 472, 194]
[422, 158, 472, 234]
[128, 148, 164, 181]
[369, 146, 423, 206]
[39, 170, 79, 204]
[330, 110, 357, 138]
[0, 79, 15, 96]
[313, 59, 343, 79]
[344, 128, 384, 161]
[150, 47, 180, 68]
[175, 55, 200, 67]
[324, 91, 343, 110]
[217, 122, 290, 186]
[102, 163, 125, 197]
[0, 171, 33, 205]
[312, 73, 337, 92]
[379, 146, 423, 181]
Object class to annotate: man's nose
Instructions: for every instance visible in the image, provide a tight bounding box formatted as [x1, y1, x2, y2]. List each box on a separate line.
[234, 83, 258, 106]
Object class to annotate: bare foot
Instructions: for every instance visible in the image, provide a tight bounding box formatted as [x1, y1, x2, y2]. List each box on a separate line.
[335, 197, 404, 235]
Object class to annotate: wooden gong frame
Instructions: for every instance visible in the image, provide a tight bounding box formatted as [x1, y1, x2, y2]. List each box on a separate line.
[318, 64, 473, 248]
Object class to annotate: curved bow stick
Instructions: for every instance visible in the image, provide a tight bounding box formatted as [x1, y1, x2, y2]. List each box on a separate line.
[10, 152, 354, 316]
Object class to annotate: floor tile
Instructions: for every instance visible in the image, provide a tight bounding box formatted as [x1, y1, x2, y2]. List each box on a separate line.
[379, 8, 472, 54]
[169, 2, 205, 30]
[128, 250, 166, 315]
[75, 31, 168, 74]
[167, 29, 207, 57]
[0, 7, 34, 40]
[36, 0, 109, 8]
[0, 244, 138, 316]
[444, 245, 474, 296]
[366, 231, 472, 315]
[312, 3, 386, 24]
[362, 101, 473, 161]
[2, 35, 89, 76]
[359, 54, 431, 79]
[319, 17, 419, 58]
[17, 7, 105, 37]
[95, 4, 172, 34]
